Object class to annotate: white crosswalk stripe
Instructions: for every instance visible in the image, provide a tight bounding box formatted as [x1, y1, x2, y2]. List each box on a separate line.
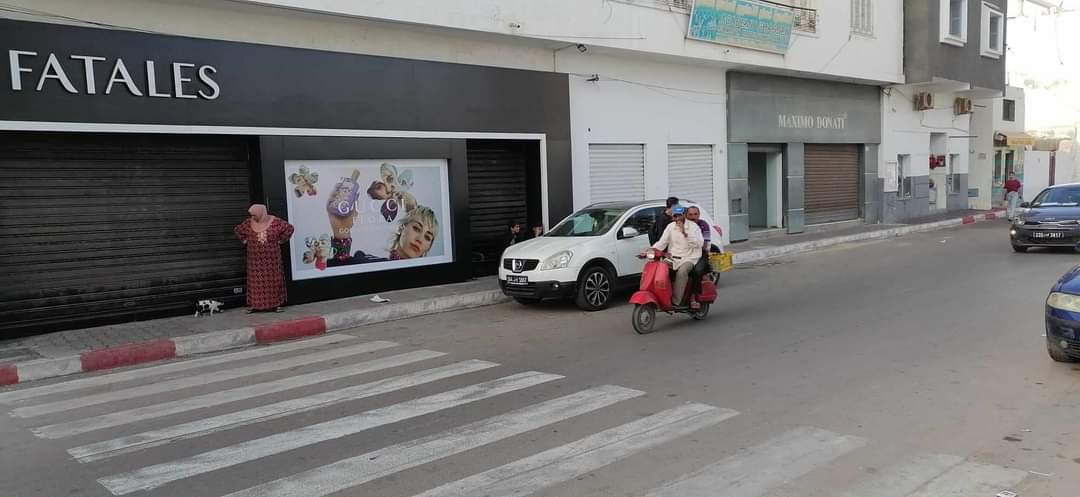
[214, 385, 644, 497]
[409, 403, 739, 497]
[67, 359, 499, 462]
[37, 349, 448, 440]
[838, 453, 965, 497]
[0, 334, 360, 404]
[639, 426, 867, 497]
[11, 340, 398, 418]
[98, 371, 573, 495]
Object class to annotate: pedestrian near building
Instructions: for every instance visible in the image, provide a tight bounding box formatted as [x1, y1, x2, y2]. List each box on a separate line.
[235, 204, 295, 312]
[1004, 174, 1023, 220]
[648, 196, 679, 245]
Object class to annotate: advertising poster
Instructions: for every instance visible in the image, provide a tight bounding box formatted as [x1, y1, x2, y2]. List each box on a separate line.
[687, 0, 795, 54]
[284, 159, 453, 281]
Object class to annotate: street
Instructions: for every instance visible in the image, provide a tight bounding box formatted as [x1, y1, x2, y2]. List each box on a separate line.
[1, 219, 1079, 497]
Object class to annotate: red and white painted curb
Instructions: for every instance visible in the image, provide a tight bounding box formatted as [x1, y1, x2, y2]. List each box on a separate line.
[0, 210, 1006, 387]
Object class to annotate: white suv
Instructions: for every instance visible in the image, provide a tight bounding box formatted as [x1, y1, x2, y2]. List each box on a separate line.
[499, 200, 724, 310]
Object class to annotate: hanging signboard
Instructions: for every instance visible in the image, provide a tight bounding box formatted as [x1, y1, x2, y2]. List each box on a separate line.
[687, 0, 795, 54]
[284, 159, 453, 281]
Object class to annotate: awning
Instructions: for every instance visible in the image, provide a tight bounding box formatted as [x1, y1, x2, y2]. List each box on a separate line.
[995, 131, 1036, 147]
[1034, 138, 1061, 152]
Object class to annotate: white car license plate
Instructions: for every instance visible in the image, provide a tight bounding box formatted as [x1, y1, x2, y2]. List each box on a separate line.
[506, 275, 529, 286]
[1033, 231, 1065, 239]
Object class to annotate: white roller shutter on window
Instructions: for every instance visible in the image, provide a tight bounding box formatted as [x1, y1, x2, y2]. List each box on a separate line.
[589, 144, 645, 203]
[667, 145, 714, 215]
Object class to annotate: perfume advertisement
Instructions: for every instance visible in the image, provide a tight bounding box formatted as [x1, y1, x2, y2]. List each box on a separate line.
[284, 159, 453, 281]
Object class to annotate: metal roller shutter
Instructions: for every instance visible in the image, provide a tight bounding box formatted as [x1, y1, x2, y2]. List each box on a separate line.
[668, 145, 714, 215]
[467, 141, 530, 274]
[804, 144, 860, 225]
[0, 132, 252, 335]
[589, 144, 645, 203]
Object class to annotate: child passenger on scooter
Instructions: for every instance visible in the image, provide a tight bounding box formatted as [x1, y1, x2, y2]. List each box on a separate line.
[644, 206, 704, 311]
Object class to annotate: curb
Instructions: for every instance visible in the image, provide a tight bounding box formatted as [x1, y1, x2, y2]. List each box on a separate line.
[0, 212, 1001, 387]
[731, 209, 1005, 266]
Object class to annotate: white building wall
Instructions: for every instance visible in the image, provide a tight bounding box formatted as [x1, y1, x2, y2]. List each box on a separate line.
[1023, 150, 1052, 197]
[969, 98, 997, 209]
[563, 52, 729, 242]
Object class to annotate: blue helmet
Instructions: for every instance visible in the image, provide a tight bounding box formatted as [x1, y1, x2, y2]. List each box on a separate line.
[671, 206, 687, 216]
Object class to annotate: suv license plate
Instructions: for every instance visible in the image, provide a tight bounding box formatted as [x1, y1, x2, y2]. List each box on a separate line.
[506, 275, 529, 285]
[1033, 232, 1065, 239]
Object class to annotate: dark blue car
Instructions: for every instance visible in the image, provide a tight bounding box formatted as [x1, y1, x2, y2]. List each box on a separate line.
[1047, 265, 1080, 362]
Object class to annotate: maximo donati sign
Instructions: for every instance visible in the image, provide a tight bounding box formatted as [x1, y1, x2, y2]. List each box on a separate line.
[687, 0, 795, 54]
[778, 114, 848, 130]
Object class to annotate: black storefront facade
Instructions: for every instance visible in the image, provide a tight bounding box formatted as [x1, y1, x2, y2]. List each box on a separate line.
[0, 19, 571, 335]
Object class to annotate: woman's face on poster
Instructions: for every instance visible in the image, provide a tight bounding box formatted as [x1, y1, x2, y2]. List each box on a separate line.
[399, 219, 435, 258]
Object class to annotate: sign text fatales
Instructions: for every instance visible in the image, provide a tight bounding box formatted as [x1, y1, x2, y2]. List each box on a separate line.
[7, 50, 220, 99]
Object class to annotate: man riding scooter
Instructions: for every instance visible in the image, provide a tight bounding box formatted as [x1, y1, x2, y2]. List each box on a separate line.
[645, 205, 704, 310]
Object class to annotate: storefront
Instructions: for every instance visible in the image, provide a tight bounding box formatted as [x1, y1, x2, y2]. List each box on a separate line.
[0, 19, 571, 334]
[726, 73, 881, 242]
[991, 132, 1034, 205]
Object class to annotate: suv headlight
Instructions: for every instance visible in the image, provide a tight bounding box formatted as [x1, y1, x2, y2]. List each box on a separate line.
[1047, 292, 1080, 312]
[540, 251, 573, 271]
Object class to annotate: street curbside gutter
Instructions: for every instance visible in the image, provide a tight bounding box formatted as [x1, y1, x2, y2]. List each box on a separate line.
[0, 210, 1004, 386]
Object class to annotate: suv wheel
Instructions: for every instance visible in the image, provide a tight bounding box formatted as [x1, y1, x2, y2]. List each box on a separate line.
[576, 266, 613, 311]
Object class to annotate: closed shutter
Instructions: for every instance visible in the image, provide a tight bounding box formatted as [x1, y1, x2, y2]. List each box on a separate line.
[0, 132, 251, 335]
[668, 145, 714, 215]
[804, 144, 860, 225]
[467, 141, 529, 274]
[589, 144, 645, 203]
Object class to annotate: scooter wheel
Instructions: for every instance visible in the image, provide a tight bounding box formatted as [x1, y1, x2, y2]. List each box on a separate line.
[691, 303, 710, 320]
[633, 304, 657, 334]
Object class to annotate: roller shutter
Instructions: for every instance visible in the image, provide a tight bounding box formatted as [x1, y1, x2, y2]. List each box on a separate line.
[668, 145, 714, 215]
[804, 144, 860, 225]
[0, 132, 252, 335]
[589, 144, 645, 203]
[467, 141, 530, 274]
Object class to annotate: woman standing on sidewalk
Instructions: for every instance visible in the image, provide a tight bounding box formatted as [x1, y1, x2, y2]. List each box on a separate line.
[235, 204, 295, 312]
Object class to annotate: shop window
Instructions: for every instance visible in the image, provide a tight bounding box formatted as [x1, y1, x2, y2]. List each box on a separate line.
[940, 0, 968, 46]
[948, 153, 961, 194]
[993, 150, 1004, 185]
[981, 3, 1004, 58]
[1003, 99, 1016, 121]
[851, 0, 873, 36]
[898, 155, 913, 199]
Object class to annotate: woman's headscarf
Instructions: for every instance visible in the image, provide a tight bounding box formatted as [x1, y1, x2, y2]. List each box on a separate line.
[248, 204, 275, 233]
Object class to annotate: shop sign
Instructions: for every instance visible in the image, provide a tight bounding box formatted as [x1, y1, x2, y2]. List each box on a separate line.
[687, 0, 795, 54]
[778, 113, 847, 130]
[7, 49, 220, 99]
[284, 159, 453, 281]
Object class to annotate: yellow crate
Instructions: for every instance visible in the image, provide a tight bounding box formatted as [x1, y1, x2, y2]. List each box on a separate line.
[709, 252, 733, 273]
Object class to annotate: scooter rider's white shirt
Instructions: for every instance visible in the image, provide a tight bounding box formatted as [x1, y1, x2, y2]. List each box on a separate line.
[651, 220, 703, 270]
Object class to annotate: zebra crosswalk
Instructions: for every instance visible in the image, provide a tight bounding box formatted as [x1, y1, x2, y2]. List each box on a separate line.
[0, 335, 1034, 497]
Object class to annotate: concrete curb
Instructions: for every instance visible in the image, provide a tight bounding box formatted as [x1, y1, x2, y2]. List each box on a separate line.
[0, 211, 1002, 387]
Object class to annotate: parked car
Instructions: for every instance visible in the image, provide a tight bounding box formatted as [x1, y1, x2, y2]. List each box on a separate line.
[498, 200, 724, 311]
[1010, 183, 1080, 252]
[1046, 264, 1080, 362]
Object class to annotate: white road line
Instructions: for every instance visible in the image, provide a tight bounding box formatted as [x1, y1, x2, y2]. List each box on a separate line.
[68, 359, 499, 462]
[640, 426, 867, 497]
[838, 453, 964, 497]
[411, 403, 739, 497]
[212, 385, 644, 497]
[98, 371, 580, 495]
[0, 335, 359, 404]
[38, 349, 448, 440]
[905, 461, 1028, 497]
[11, 341, 397, 418]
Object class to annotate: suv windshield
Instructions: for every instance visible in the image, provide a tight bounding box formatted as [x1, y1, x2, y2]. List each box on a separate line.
[547, 208, 627, 237]
[1031, 186, 1080, 207]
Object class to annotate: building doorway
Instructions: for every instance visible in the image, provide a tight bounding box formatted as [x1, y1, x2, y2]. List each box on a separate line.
[748, 148, 783, 231]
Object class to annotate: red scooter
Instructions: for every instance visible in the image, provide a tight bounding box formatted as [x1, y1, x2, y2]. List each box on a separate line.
[630, 248, 717, 334]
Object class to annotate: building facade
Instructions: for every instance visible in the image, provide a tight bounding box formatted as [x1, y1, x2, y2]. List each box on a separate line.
[880, 0, 1008, 223]
[0, 0, 904, 332]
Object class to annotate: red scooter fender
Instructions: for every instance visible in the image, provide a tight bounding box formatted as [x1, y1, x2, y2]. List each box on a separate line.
[629, 291, 659, 307]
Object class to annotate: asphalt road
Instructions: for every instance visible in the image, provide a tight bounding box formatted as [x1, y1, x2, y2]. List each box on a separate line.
[2, 219, 1079, 497]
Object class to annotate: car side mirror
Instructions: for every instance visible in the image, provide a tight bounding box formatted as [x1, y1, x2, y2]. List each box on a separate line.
[1021, 202, 1031, 208]
[620, 226, 640, 239]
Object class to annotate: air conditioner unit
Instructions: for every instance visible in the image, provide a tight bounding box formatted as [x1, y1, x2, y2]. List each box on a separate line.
[914, 92, 934, 111]
[954, 97, 974, 115]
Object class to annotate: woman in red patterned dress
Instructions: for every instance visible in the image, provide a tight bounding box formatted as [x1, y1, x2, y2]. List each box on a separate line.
[235, 204, 295, 312]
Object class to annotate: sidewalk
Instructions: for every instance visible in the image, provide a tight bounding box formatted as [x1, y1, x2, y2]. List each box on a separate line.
[0, 208, 1005, 386]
